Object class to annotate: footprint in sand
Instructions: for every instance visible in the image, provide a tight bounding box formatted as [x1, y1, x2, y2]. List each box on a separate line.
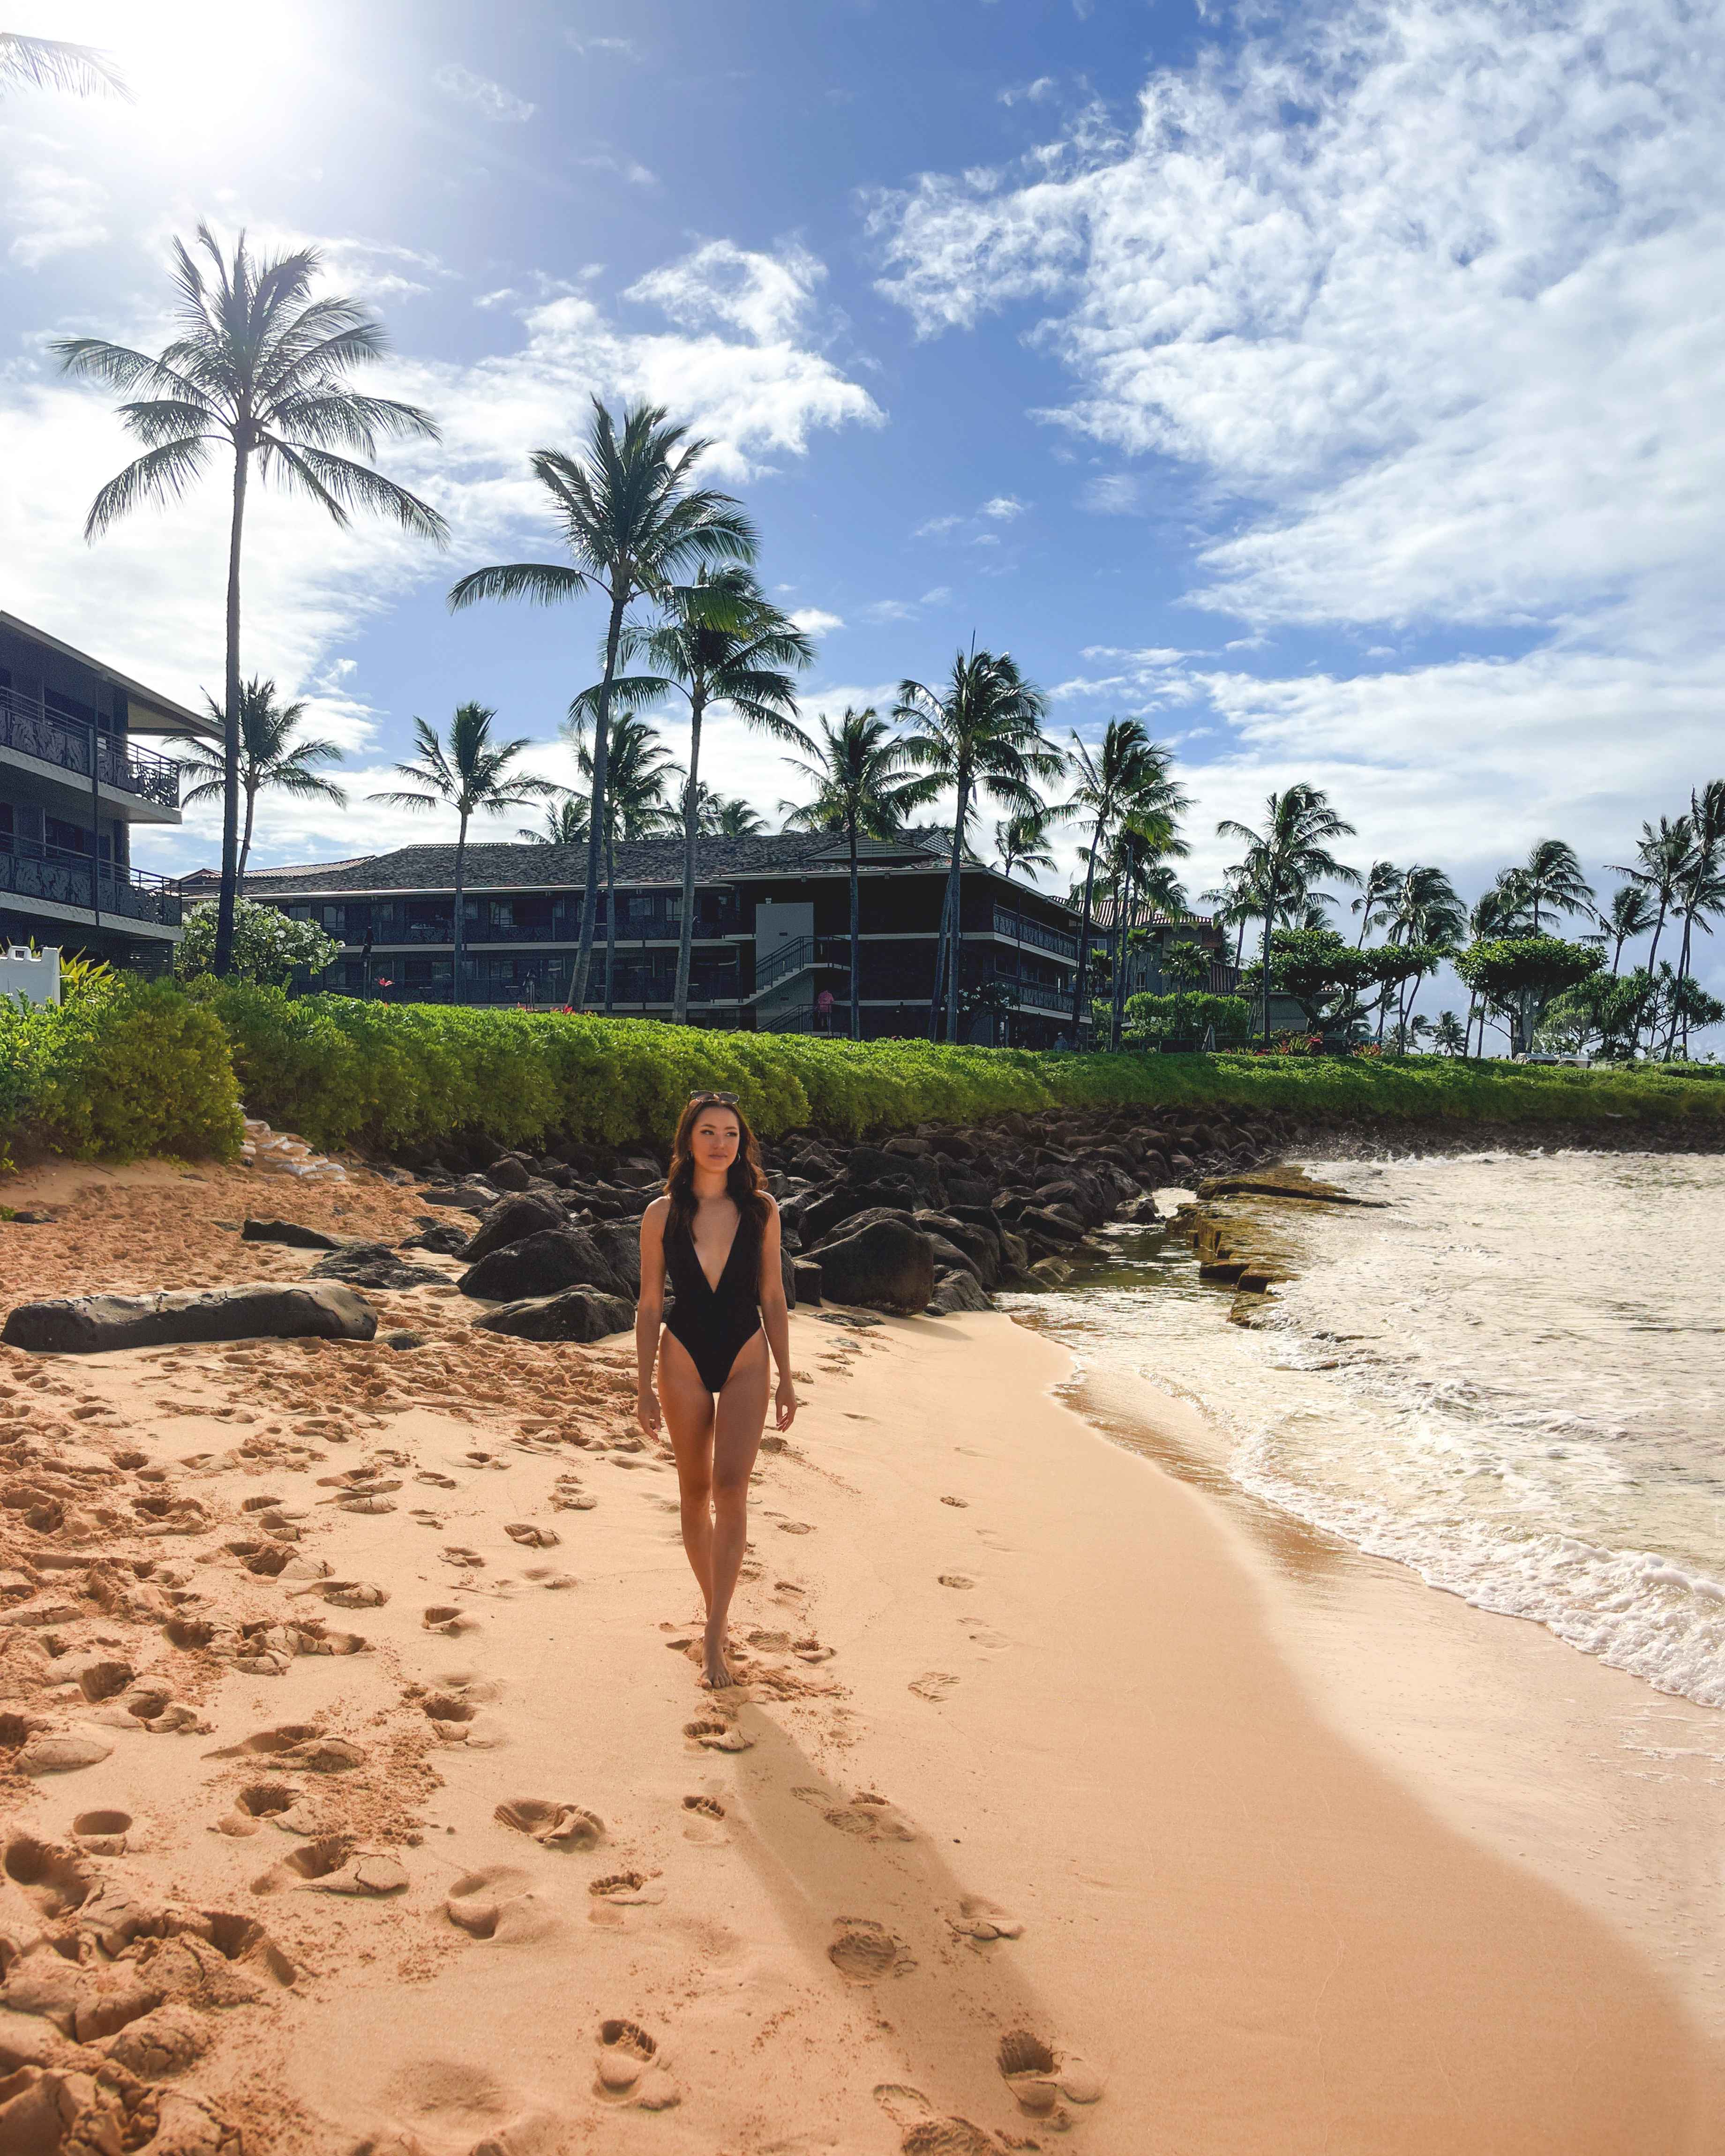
[503, 1522, 559, 1548]
[445, 1865, 557, 1943]
[3, 1834, 94, 1916]
[440, 1547, 485, 1568]
[794, 1788, 915, 1842]
[588, 1871, 664, 1906]
[908, 1672, 960, 1702]
[71, 1809, 140, 1856]
[683, 1718, 754, 1752]
[945, 1894, 1025, 1950]
[940, 1496, 969, 1508]
[594, 2020, 680, 2110]
[679, 1795, 728, 1845]
[420, 1606, 472, 1634]
[997, 2029, 1106, 2119]
[777, 1520, 815, 1535]
[937, 1574, 975, 1590]
[319, 1580, 389, 1608]
[494, 1799, 604, 1850]
[216, 1783, 303, 1837]
[827, 1917, 915, 1983]
[415, 1471, 458, 1490]
[871, 2086, 996, 2156]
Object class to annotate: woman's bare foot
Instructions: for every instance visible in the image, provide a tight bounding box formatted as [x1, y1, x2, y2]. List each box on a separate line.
[701, 1623, 734, 1690]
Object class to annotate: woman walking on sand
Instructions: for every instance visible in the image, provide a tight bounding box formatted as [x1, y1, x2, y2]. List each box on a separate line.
[637, 1093, 796, 1688]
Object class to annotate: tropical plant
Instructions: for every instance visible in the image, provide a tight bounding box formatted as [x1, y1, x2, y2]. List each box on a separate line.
[178, 678, 347, 883]
[615, 566, 813, 1024]
[369, 704, 554, 1003]
[448, 399, 755, 1009]
[1200, 867, 1257, 968]
[781, 708, 938, 1040]
[1217, 785, 1361, 1047]
[1454, 936, 1604, 1056]
[0, 31, 128, 96]
[691, 789, 767, 838]
[895, 649, 1063, 1044]
[1432, 1010, 1467, 1056]
[57, 225, 447, 976]
[1058, 720, 1187, 1043]
[174, 897, 339, 985]
[995, 808, 1058, 884]
[1100, 815, 1191, 1048]
[1380, 864, 1466, 1040]
[1495, 838, 1595, 937]
[518, 796, 590, 846]
[1595, 883, 1657, 974]
[1664, 780, 1725, 1058]
[1350, 860, 1401, 946]
[565, 709, 681, 1014]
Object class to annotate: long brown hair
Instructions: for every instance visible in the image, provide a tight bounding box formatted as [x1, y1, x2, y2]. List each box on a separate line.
[665, 1095, 769, 1246]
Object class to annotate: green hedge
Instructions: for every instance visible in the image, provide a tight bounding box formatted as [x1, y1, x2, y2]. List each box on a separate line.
[0, 978, 243, 1166]
[3, 982, 1719, 1170]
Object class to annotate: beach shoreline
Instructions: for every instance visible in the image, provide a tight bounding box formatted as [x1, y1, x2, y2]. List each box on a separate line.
[0, 1160, 1721, 2153]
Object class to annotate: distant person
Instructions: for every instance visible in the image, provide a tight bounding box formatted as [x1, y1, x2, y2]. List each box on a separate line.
[636, 1093, 796, 1688]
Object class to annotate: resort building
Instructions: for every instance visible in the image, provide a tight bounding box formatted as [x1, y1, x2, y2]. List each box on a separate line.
[184, 830, 1143, 1045]
[0, 611, 216, 966]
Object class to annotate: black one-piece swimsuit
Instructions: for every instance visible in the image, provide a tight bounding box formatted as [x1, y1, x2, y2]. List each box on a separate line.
[662, 1211, 763, 1393]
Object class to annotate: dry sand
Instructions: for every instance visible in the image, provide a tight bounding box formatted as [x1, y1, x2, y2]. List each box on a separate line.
[1, 1160, 1721, 2154]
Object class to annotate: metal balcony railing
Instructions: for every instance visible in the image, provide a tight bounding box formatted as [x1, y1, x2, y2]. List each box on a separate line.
[0, 686, 181, 808]
[752, 934, 850, 997]
[0, 839, 182, 927]
[992, 906, 1078, 960]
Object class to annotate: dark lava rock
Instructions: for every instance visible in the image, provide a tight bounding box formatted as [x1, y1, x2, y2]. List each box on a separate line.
[399, 1221, 470, 1257]
[816, 1220, 935, 1316]
[305, 1247, 444, 1292]
[462, 1192, 567, 1265]
[3, 1284, 377, 1354]
[472, 1287, 636, 1342]
[791, 1258, 823, 1305]
[928, 1269, 993, 1316]
[458, 1227, 629, 1303]
[240, 1219, 341, 1250]
[484, 1155, 534, 1193]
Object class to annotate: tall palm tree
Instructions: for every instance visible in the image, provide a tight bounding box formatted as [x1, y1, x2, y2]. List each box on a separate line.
[180, 678, 347, 883]
[1665, 780, 1725, 1058]
[1201, 867, 1257, 969]
[688, 787, 767, 838]
[518, 796, 590, 846]
[1383, 864, 1465, 1039]
[1217, 784, 1360, 1047]
[448, 399, 755, 1009]
[1596, 883, 1656, 974]
[1351, 859, 1401, 946]
[1608, 816, 1695, 1052]
[57, 225, 446, 977]
[565, 711, 680, 1015]
[1461, 882, 1524, 1054]
[996, 809, 1057, 885]
[1102, 816, 1191, 1048]
[370, 704, 554, 1003]
[896, 649, 1063, 1044]
[620, 566, 814, 1024]
[0, 31, 128, 96]
[1058, 720, 1188, 1042]
[1499, 838, 1596, 936]
[781, 708, 939, 1041]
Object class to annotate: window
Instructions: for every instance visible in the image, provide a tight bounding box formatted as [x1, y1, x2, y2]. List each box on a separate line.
[0, 802, 11, 855]
[45, 817, 87, 857]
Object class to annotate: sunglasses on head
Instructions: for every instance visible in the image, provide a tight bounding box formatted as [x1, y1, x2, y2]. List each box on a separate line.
[688, 1091, 739, 1107]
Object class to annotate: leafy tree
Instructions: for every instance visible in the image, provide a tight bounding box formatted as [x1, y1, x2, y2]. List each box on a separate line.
[1200, 866, 1257, 968]
[1380, 863, 1465, 1039]
[1594, 883, 1658, 973]
[896, 650, 1063, 1044]
[449, 399, 755, 1009]
[1098, 816, 1191, 1047]
[995, 809, 1058, 884]
[179, 678, 347, 883]
[174, 898, 338, 985]
[691, 790, 766, 838]
[1351, 859, 1401, 946]
[565, 710, 680, 1015]
[1268, 928, 1403, 1035]
[0, 31, 128, 97]
[618, 565, 813, 1024]
[1535, 970, 1653, 1059]
[1432, 1010, 1467, 1056]
[1664, 780, 1725, 1058]
[518, 796, 590, 846]
[370, 705, 554, 1003]
[1454, 936, 1603, 1056]
[1218, 785, 1360, 1046]
[58, 225, 446, 977]
[781, 708, 938, 1041]
[1057, 720, 1187, 1045]
[1496, 838, 1595, 936]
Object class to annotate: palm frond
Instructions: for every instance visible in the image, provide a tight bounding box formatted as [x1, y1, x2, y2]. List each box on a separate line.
[84, 438, 213, 538]
[448, 561, 590, 611]
[0, 33, 130, 98]
[260, 439, 449, 542]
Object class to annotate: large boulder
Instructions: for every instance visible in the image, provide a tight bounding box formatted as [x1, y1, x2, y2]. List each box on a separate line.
[2, 1284, 376, 1355]
[461, 1192, 567, 1265]
[472, 1288, 635, 1342]
[791, 1258, 823, 1305]
[584, 1219, 643, 1299]
[913, 1214, 1001, 1288]
[809, 1203, 914, 1249]
[458, 1228, 629, 1303]
[305, 1247, 443, 1292]
[792, 1187, 869, 1246]
[817, 1220, 935, 1316]
[240, 1219, 340, 1250]
[928, 1269, 993, 1316]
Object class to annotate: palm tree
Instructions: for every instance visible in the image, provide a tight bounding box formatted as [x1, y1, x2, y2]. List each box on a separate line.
[1596, 883, 1657, 973]
[1383, 865, 1465, 1039]
[370, 704, 554, 1003]
[518, 796, 590, 846]
[0, 31, 128, 96]
[1217, 784, 1360, 1047]
[1665, 781, 1725, 1058]
[1608, 816, 1695, 1052]
[448, 400, 756, 1009]
[689, 788, 767, 838]
[1461, 883, 1524, 1054]
[895, 649, 1063, 1044]
[1500, 838, 1595, 936]
[619, 566, 814, 1024]
[996, 809, 1056, 885]
[1201, 867, 1257, 968]
[1351, 860, 1401, 946]
[565, 710, 680, 1014]
[180, 678, 347, 883]
[57, 226, 445, 978]
[1103, 816, 1191, 1048]
[782, 708, 938, 1041]
[1057, 719, 1188, 1042]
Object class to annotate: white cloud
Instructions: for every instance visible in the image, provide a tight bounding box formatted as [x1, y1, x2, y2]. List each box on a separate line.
[7, 153, 107, 267]
[432, 64, 536, 123]
[791, 608, 844, 636]
[999, 77, 1057, 108]
[578, 153, 657, 189]
[919, 586, 952, 605]
[626, 239, 827, 346]
[570, 36, 642, 60]
[914, 513, 962, 538]
[980, 493, 1026, 519]
[860, 599, 920, 624]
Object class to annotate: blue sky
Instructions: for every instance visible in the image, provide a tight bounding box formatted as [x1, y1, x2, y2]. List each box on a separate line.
[4, 0, 1722, 1009]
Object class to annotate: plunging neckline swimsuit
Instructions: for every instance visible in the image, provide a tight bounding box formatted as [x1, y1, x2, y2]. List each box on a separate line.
[662, 1205, 763, 1394]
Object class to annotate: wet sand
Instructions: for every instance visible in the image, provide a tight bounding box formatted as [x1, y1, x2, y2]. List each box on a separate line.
[0, 1160, 1720, 2153]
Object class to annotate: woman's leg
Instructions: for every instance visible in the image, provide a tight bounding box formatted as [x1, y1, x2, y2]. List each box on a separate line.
[704, 1332, 772, 1686]
[657, 1331, 719, 1613]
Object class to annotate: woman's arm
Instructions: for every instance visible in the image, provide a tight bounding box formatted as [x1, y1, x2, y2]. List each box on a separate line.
[636, 1198, 668, 1436]
[757, 1199, 797, 1432]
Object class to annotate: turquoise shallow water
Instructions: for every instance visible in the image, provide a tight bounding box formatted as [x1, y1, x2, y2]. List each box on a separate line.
[1002, 1149, 1725, 1710]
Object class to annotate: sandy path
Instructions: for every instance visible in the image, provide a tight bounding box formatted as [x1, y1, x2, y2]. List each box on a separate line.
[1, 1163, 1720, 2154]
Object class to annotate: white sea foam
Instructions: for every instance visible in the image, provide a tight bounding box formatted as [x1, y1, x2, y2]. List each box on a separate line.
[1006, 1150, 1725, 1709]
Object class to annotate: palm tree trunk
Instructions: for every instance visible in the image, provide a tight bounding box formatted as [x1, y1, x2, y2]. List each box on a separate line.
[926, 876, 954, 1040]
[848, 809, 861, 1042]
[1110, 887, 1132, 1049]
[1259, 903, 1274, 1050]
[567, 591, 625, 1008]
[214, 445, 249, 978]
[453, 810, 468, 1006]
[944, 784, 969, 1048]
[1664, 909, 1695, 1060]
[604, 822, 616, 1017]
[1071, 829, 1102, 1042]
[237, 778, 258, 886]
[1464, 986, 1478, 1056]
[673, 689, 705, 1026]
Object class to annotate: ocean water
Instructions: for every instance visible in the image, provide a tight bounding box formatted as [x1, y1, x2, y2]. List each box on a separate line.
[1003, 1151, 1725, 1709]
